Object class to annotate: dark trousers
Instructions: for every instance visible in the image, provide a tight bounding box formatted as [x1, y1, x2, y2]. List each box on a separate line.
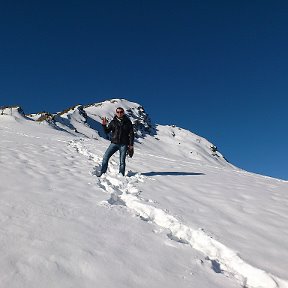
[101, 143, 128, 175]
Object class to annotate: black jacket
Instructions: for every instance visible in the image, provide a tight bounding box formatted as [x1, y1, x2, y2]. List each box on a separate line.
[102, 115, 134, 146]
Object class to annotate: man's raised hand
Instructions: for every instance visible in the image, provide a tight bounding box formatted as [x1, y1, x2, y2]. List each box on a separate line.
[102, 117, 107, 126]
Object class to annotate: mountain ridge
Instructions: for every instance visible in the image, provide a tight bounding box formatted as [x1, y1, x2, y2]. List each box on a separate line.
[1, 98, 230, 168]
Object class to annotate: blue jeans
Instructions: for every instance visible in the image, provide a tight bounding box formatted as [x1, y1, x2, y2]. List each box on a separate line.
[101, 143, 128, 176]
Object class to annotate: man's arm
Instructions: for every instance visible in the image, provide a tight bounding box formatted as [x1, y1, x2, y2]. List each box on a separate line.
[128, 122, 134, 148]
[102, 117, 113, 134]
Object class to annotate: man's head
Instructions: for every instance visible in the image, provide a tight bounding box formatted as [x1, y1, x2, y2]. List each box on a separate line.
[115, 107, 125, 118]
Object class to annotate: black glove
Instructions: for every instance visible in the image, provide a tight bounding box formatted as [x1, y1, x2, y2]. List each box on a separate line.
[127, 146, 134, 158]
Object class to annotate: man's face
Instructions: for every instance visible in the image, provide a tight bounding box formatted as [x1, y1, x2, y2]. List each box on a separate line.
[116, 109, 124, 118]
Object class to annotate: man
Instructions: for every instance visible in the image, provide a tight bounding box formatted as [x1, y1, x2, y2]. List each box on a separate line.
[98, 107, 134, 176]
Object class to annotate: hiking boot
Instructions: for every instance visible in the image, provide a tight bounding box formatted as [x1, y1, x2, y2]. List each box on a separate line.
[96, 171, 103, 177]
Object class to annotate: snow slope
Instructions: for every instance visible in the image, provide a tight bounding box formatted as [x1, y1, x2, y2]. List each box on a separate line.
[0, 100, 287, 288]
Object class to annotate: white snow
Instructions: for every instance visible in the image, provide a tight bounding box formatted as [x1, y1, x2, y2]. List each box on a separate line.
[0, 100, 287, 288]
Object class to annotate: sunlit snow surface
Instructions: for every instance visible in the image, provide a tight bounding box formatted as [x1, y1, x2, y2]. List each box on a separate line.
[1, 101, 288, 288]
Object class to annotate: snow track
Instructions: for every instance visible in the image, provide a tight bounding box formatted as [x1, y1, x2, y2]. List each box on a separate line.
[70, 139, 288, 288]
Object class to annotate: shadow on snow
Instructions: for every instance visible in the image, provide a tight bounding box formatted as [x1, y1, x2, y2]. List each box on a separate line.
[141, 172, 205, 176]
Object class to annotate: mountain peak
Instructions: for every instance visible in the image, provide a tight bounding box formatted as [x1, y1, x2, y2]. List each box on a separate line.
[0, 105, 29, 121]
[0, 99, 230, 167]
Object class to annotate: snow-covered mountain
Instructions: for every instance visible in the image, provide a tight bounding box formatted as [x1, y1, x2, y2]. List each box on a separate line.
[24, 99, 230, 167]
[0, 99, 287, 288]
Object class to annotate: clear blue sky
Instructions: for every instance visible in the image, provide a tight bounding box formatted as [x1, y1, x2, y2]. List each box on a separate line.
[1, 0, 287, 180]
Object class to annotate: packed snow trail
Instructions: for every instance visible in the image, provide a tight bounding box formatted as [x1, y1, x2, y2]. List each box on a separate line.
[69, 139, 288, 288]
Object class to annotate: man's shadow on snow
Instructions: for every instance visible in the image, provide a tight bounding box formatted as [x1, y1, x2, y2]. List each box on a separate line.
[141, 172, 205, 176]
